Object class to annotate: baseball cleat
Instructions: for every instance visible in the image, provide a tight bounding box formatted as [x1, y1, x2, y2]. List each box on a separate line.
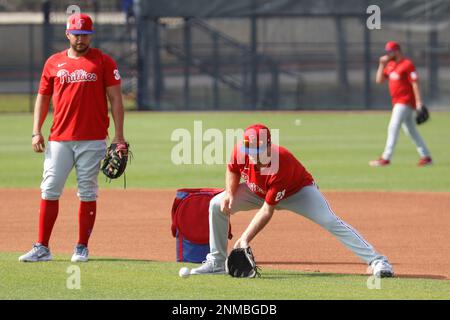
[369, 158, 390, 167]
[190, 258, 226, 275]
[19, 243, 53, 262]
[370, 259, 394, 278]
[417, 157, 433, 167]
[71, 244, 89, 262]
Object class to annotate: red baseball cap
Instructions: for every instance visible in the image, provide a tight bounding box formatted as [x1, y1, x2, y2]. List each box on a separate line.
[385, 41, 400, 52]
[66, 13, 94, 35]
[241, 124, 271, 155]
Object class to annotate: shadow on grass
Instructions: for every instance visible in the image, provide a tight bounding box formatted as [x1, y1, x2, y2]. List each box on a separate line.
[258, 261, 367, 266]
[395, 274, 447, 280]
[260, 272, 357, 280]
[261, 271, 448, 281]
[38, 257, 155, 264]
[88, 258, 154, 263]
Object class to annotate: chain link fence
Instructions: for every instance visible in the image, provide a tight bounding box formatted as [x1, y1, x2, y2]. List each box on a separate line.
[137, 16, 450, 110]
[0, 10, 449, 112]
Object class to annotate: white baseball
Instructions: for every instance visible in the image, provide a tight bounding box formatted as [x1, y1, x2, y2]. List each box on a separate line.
[179, 267, 190, 278]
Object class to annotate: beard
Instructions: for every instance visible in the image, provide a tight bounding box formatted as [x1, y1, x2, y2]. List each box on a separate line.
[72, 43, 89, 53]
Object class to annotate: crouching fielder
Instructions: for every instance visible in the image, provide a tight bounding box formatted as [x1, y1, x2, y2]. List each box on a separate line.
[191, 124, 393, 277]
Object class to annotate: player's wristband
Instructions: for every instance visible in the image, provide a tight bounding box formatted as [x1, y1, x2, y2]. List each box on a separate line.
[32, 133, 42, 138]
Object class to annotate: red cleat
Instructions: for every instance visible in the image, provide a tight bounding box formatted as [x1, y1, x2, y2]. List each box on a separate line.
[417, 157, 433, 166]
[369, 158, 390, 167]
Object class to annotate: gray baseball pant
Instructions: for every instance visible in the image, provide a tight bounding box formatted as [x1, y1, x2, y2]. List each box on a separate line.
[207, 183, 387, 266]
[382, 103, 431, 160]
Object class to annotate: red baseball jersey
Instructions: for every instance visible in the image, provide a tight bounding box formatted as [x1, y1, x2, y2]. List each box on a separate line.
[383, 58, 418, 109]
[228, 144, 314, 205]
[38, 48, 121, 141]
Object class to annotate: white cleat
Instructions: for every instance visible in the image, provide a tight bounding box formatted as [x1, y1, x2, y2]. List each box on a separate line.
[19, 243, 53, 262]
[190, 258, 226, 275]
[71, 244, 89, 263]
[371, 259, 394, 278]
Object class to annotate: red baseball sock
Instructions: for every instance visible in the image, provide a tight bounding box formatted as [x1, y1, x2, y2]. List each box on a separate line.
[38, 199, 59, 247]
[78, 201, 96, 247]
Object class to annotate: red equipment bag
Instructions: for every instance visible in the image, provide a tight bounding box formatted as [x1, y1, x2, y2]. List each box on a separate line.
[171, 188, 233, 263]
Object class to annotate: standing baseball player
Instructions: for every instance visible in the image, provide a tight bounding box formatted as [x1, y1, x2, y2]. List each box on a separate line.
[370, 41, 432, 167]
[19, 13, 126, 262]
[191, 124, 394, 277]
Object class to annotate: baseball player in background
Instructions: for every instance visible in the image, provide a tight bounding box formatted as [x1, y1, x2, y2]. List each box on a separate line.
[370, 41, 432, 167]
[191, 124, 394, 277]
[19, 13, 126, 262]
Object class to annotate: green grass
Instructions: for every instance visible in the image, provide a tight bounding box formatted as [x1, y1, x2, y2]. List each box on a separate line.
[1, 112, 449, 300]
[0, 111, 449, 190]
[0, 94, 136, 113]
[0, 253, 448, 300]
[0, 94, 34, 113]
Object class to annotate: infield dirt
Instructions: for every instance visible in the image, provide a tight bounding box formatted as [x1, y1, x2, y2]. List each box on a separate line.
[1, 189, 449, 280]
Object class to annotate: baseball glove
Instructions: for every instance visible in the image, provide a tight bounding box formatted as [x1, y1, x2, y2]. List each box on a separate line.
[101, 142, 130, 182]
[416, 105, 430, 125]
[225, 247, 260, 278]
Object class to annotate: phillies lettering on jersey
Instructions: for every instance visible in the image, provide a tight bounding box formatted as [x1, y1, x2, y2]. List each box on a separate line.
[57, 69, 98, 84]
[383, 58, 418, 109]
[228, 144, 314, 205]
[38, 48, 121, 141]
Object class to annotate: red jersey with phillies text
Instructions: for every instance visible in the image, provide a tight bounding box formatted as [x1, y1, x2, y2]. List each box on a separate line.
[383, 58, 418, 109]
[38, 48, 121, 141]
[228, 144, 314, 205]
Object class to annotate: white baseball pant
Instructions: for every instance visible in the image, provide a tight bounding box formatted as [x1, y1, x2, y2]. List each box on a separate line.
[40, 140, 106, 201]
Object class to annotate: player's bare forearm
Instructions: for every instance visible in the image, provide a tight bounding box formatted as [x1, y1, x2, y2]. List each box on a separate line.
[237, 202, 275, 247]
[33, 94, 51, 134]
[106, 85, 125, 142]
[376, 55, 391, 84]
[220, 169, 241, 215]
[31, 94, 51, 152]
[375, 63, 386, 84]
[412, 82, 423, 107]
[225, 169, 240, 196]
